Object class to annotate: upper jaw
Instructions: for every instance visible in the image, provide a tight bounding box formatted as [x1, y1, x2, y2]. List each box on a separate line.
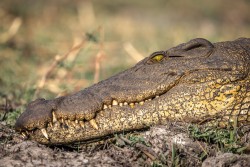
[16, 91, 169, 144]
[15, 81, 175, 133]
[15, 61, 186, 135]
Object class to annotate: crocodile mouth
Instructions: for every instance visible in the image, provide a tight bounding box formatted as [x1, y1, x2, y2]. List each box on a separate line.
[20, 91, 168, 144]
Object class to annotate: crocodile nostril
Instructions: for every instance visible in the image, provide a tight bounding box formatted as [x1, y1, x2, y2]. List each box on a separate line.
[168, 72, 177, 76]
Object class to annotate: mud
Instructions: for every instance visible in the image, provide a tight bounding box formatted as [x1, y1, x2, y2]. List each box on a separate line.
[1, 122, 250, 167]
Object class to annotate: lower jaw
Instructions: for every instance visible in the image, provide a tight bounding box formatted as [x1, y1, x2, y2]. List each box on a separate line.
[27, 108, 250, 145]
[27, 104, 164, 145]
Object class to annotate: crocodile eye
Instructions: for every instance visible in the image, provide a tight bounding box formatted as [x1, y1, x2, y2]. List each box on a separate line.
[151, 54, 164, 62]
[146, 51, 166, 64]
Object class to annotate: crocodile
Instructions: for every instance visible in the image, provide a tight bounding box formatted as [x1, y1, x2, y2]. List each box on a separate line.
[15, 38, 250, 145]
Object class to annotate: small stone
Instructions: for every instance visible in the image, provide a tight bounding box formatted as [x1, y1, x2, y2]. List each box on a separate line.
[82, 159, 89, 164]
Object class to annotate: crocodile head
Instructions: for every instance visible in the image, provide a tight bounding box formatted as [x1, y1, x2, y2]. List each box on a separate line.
[15, 38, 250, 145]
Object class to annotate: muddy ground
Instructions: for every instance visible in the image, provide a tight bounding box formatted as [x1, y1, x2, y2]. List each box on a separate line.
[1, 122, 250, 167]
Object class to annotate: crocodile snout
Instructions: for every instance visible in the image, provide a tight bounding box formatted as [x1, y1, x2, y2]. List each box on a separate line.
[15, 98, 55, 131]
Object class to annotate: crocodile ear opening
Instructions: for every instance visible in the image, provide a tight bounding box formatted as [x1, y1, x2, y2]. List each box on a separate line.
[167, 38, 215, 58]
[183, 38, 214, 51]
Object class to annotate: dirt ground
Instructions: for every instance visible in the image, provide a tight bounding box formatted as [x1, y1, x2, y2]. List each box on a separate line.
[1, 122, 250, 167]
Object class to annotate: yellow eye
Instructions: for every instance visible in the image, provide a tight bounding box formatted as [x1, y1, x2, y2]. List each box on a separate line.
[151, 54, 164, 62]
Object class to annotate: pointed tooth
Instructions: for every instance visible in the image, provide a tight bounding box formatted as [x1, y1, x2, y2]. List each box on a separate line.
[108, 105, 112, 109]
[21, 132, 27, 137]
[135, 102, 138, 105]
[54, 122, 60, 128]
[124, 102, 128, 105]
[103, 105, 108, 109]
[71, 121, 76, 127]
[79, 121, 85, 128]
[52, 111, 57, 123]
[139, 101, 144, 105]
[65, 120, 69, 126]
[119, 103, 123, 106]
[75, 120, 78, 124]
[89, 119, 98, 130]
[41, 128, 49, 139]
[112, 100, 118, 106]
[156, 95, 159, 98]
[148, 98, 152, 101]
[48, 122, 53, 127]
[129, 103, 135, 108]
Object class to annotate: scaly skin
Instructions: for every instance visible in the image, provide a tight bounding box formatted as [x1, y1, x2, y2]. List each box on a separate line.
[15, 38, 250, 145]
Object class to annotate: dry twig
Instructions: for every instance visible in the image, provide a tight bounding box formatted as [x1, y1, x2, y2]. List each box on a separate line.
[93, 27, 105, 84]
[0, 17, 22, 43]
[93, 51, 104, 84]
[0, 97, 13, 121]
[124, 42, 144, 62]
[33, 39, 85, 99]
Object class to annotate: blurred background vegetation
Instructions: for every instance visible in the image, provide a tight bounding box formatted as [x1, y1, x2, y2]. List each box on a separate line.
[0, 0, 249, 125]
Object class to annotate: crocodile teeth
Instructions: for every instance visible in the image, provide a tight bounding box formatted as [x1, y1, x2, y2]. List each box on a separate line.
[52, 111, 57, 123]
[54, 122, 60, 128]
[124, 102, 128, 105]
[21, 132, 27, 138]
[156, 95, 159, 98]
[41, 128, 49, 139]
[112, 100, 118, 106]
[48, 122, 53, 127]
[60, 118, 64, 124]
[129, 103, 135, 108]
[119, 103, 123, 106]
[79, 121, 85, 128]
[89, 119, 98, 130]
[103, 105, 108, 109]
[65, 120, 69, 126]
[71, 121, 76, 127]
[75, 120, 78, 124]
[139, 101, 144, 105]
[108, 105, 112, 109]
